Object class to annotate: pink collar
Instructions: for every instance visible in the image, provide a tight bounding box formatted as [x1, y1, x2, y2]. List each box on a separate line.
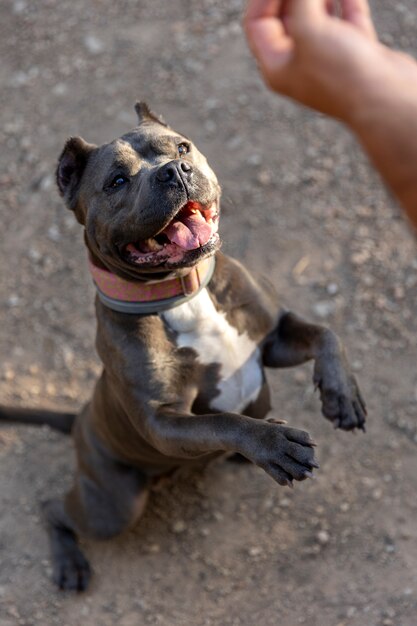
[89, 255, 216, 314]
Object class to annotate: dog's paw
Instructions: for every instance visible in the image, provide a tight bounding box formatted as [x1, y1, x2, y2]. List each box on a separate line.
[52, 543, 91, 592]
[249, 423, 319, 488]
[313, 356, 367, 432]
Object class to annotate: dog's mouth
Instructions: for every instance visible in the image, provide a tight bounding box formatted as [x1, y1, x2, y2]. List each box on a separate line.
[124, 200, 220, 267]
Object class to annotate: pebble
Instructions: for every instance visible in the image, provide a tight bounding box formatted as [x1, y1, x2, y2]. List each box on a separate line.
[7, 294, 21, 308]
[84, 34, 104, 55]
[171, 520, 187, 534]
[372, 488, 383, 500]
[316, 530, 330, 545]
[246, 153, 262, 166]
[47, 225, 61, 242]
[52, 83, 68, 96]
[312, 300, 336, 319]
[28, 247, 42, 262]
[3, 367, 15, 381]
[248, 546, 262, 557]
[12, 0, 27, 14]
[147, 543, 160, 553]
[326, 282, 339, 296]
[257, 170, 272, 186]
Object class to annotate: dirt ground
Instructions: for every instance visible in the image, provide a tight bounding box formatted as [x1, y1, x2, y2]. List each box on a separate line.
[1, 1, 417, 624]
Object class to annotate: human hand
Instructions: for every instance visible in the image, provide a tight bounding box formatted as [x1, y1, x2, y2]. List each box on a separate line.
[244, 0, 390, 123]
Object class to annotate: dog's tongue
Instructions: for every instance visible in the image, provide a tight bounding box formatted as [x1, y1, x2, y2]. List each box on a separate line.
[164, 211, 213, 250]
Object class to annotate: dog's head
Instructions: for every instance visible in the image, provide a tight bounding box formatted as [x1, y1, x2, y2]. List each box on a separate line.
[56, 102, 221, 277]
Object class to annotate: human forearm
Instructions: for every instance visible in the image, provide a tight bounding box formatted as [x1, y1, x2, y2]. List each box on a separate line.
[349, 49, 417, 226]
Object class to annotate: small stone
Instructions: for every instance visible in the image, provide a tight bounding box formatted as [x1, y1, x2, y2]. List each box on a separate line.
[247, 153, 262, 166]
[84, 34, 104, 55]
[257, 170, 272, 186]
[248, 546, 262, 557]
[172, 520, 186, 534]
[28, 247, 42, 262]
[147, 543, 160, 553]
[47, 225, 61, 242]
[316, 530, 330, 545]
[4, 368, 15, 381]
[52, 83, 68, 96]
[46, 383, 57, 396]
[340, 502, 350, 513]
[326, 282, 339, 296]
[312, 300, 336, 319]
[39, 174, 54, 190]
[7, 294, 20, 307]
[372, 488, 382, 500]
[12, 1, 27, 14]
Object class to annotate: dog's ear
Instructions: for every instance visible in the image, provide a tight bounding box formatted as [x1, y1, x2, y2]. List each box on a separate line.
[56, 137, 96, 222]
[134, 101, 167, 127]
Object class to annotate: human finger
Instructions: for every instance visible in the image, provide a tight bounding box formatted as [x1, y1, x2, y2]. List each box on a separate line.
[244, 0, 293, 72]
[340, 0, 378, 39]
[283, 0, 329, 37]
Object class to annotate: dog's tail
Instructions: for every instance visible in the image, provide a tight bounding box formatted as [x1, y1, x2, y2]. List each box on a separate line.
[0, 405, 76, 435]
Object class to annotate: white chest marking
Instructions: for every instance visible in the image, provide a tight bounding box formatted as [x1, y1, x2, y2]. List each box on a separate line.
[162, 289, 263, 413]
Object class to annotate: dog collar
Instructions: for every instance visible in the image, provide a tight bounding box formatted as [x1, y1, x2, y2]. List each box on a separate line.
[89, 255, 216, 314]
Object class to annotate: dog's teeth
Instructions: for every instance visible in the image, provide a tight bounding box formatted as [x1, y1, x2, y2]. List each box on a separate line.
[146, 238, 163, 251]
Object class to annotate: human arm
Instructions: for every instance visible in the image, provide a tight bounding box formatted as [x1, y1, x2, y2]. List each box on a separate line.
[244, 0, 417, 227]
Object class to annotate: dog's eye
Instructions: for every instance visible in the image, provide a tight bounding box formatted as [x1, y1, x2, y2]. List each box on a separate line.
[178, 143, 189, 157]
[109, 175, 129, 189]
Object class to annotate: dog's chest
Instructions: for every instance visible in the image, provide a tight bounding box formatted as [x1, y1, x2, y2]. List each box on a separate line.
[162, 289, 263, 413]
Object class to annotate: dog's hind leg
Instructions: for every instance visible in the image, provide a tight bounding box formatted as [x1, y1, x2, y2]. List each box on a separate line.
[42, 439, 150, 591]
[42, 498, 92, 592]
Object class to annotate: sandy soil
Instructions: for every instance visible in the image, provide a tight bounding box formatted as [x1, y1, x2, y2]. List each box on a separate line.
[1, 1, 417, 624]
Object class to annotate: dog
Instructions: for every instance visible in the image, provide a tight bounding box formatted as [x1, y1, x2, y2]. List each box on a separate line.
[0, 102, 366, 591]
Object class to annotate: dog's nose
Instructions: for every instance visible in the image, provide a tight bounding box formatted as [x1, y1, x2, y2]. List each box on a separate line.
[156, 160, 193, 185]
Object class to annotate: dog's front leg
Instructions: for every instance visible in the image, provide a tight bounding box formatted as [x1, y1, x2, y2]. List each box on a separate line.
[263, 311, 367, 431]
[140, 406, 319, 488]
